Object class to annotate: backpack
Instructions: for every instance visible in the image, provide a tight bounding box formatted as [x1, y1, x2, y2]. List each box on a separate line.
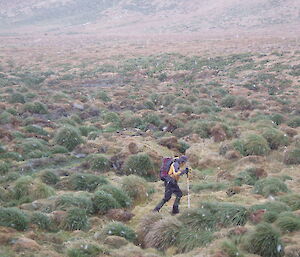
[159, 157, 174, 181]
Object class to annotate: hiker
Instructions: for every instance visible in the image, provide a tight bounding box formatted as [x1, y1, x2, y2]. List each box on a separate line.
[153, 155, 189, 215]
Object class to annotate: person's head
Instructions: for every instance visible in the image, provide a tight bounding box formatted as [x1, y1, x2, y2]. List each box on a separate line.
[178, 155, 188, 166]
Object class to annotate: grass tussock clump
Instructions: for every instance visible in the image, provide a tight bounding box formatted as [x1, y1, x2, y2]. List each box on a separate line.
[176, 225, 214, 253]
[54, 126, 83, 151]
[277, 193, 300, 210]
[124, 153, 155, 178]
[179, 202, 248, 233]
[233, 134, 270, 156]
[0, 161, 10, 175]
[92, 190, 120, 214]
[138, 212, 163, 245]
[191, 182, 228, 192]
[220, 240, 245, 257]
[13, 176, 55, 203]
[90, 154, 111, 172]
[98, 184, 132, 208]
[262, 128, 289, 150]
[69, 173, 108, 192]
[283, 147, 300, 165]
[144, 216, 182, 250]
[67, 244, 108, 257]
[0, 207, 29, 231]
[30, 211, 53, 231]
[287, 117, 300, 128]
[242, 222, 284, 257]
[250, 201, 291, 214]
[39, 170, 60, 185]
[24, 101, 48, 114]
[55, 193, 94, 214]
[275, 212, 300, 233]
[121, 175, 150, 204]
[62, 208, 89, 231]
[253, 177, 289, 197]
[102, 221, 136, 242]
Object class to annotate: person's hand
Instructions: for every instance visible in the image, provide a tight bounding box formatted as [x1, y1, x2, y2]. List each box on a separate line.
[180, 167, 189, 176]
[185, 167, 189, 174]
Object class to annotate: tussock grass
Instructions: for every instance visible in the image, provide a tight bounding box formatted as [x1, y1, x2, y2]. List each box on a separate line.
[98, 184, 132, 208]
[121, 175, 149, 204]
[92, 190, 120, 214]
[62, 208, 89, 231]
[69, 173, 108, 192]
[0, 207, 29, 231]
[242, 222, 284, 257]
[253, 177, 289, 197]
[144, 216, 182, 250]
[277, 193, 300, 210]
[102, 221, 136, 242]
[54, 126, 83, 151]
[55, 193, 94, 214]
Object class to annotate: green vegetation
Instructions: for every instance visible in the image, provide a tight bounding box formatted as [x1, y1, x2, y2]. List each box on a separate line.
[102, 222, 136, 242]
[233, 134, 270, 156]
[124, 153, 154, 178]
[253, 177, 289, 197]
[62, 208, 89, 231]
[54, 126, 83, 151]
[0, 207, 29, 231]
[30, 211, 53, 231]
[99, 184, 132, 208]
[67, 244, 108, 257]
[69, 173, 108, 192]
[24, 101, 48, 114]
[55, 193, 94, 214]
[121, 175, 149, 203]
[90, 154, 110, 172]
[243, 223, 284, 257]
[262, 128, 289, 149]
[284, 147, 300, 165]
[92, 190, 120, 214]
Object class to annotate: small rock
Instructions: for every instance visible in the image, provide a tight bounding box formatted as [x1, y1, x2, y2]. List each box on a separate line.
[73, 103, 84, 110]
[106, 209, 134, 222]
[12, 237, 41, 252]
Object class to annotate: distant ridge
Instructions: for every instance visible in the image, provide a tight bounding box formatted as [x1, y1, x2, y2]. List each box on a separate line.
[0, 0, 299, 34]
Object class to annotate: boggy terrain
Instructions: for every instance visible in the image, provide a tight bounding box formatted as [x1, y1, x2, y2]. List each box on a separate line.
[0, 33, 300, 257]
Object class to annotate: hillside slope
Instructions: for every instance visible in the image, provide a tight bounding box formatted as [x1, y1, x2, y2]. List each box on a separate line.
[0, 0, 299, 33]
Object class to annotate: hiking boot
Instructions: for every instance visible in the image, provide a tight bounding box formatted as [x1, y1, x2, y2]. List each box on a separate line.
[152, 208, 160, 213]
[171, 207, 179, 215]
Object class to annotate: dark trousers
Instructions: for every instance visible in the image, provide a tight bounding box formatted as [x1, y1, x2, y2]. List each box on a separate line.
[154, 178, 183, 213]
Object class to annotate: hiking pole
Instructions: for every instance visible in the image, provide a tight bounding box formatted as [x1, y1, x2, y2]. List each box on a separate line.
[187, 172, 191, 209]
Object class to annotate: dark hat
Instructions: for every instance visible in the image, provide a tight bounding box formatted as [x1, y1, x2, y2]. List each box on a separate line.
[178, 155, 188, 163]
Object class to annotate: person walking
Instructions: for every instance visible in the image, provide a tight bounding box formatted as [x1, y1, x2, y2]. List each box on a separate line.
[153, 155, 189, 215]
